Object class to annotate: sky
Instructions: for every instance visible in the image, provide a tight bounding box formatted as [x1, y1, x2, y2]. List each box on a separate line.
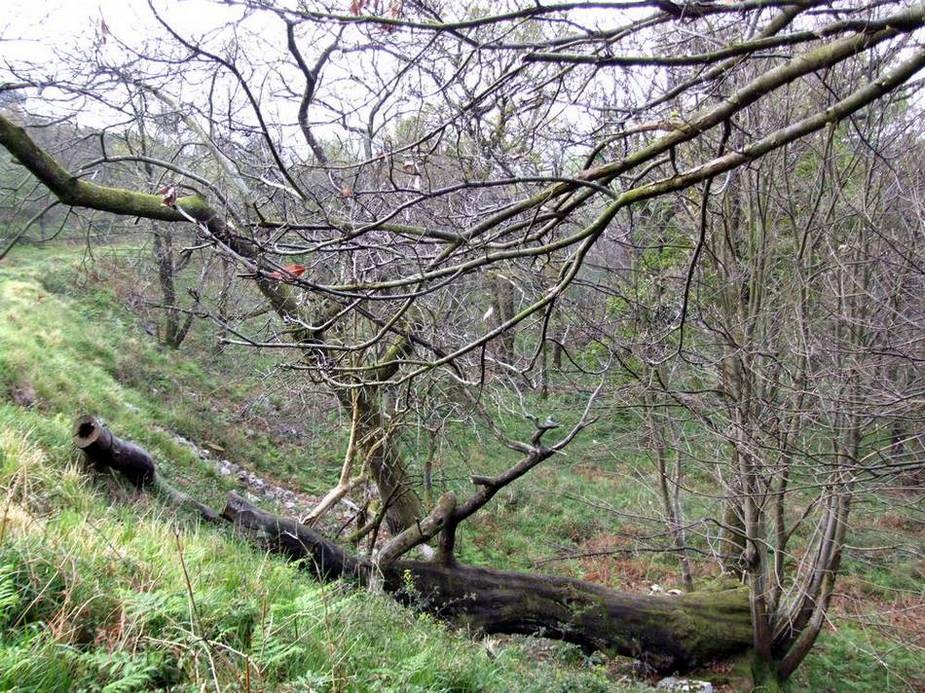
[2, 0, 241, 52]
[1, 1, 294, 132]
[2, 1, 566, 152]
[2, 1, 249, 84]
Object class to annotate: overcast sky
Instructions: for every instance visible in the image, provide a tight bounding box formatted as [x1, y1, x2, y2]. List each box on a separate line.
[0, 1, 715, 164]
[1, 1, 299, 135]
[2, 1, 245, 68]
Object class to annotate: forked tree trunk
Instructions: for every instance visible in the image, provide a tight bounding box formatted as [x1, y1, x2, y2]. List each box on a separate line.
[151, 226, 193, 349]
[74, 415, 753, 674]
[350, 387, 422, 535]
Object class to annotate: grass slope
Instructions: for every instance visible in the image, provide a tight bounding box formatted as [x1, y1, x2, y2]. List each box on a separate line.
[0, 244, 920, 691]
[0, 246, 622, 692]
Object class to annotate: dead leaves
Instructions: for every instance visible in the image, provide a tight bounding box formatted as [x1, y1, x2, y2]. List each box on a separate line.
[267, 263, 307, 282]
[348, 0, 403, 33]
[157, 185, 178, 207]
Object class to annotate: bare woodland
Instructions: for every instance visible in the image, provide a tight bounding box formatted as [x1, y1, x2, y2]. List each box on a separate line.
[1, 0, 924, 686]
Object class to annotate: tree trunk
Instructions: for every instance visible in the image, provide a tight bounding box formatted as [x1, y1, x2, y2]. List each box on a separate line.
[352, 389, 422, 535]
[151, 226, 191, 349]
[224, 492, 752, 672]
[719, 470, 748, 576]
[74, 415, 753, 674]
[644, 385, 694, 591]
[134, 112, 191, 351]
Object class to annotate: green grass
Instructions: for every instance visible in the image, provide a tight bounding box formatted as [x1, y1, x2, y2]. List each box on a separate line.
[791, 624, 924, 692]
[0, 243, 921, 691]
[0, 246, 624, 691]
[0, 427, 620, 691]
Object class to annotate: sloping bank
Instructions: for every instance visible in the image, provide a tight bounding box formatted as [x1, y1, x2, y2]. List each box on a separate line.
[76, 415, 752, 675]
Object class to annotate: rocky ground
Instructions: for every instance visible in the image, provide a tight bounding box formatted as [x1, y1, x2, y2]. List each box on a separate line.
[171, 431, 361, 532]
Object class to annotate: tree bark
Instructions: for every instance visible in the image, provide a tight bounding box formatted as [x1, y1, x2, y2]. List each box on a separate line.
[353, 389, 422, 534]
[151, 226, 193, 348]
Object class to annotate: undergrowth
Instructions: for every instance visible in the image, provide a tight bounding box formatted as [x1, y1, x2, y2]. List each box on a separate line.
[0, 244, 920, 691]
[0, 246, 621, 691]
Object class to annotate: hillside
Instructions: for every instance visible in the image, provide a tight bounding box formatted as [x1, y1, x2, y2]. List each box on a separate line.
[0, 245, 921, 691]
[0, 245, 629, 692]
[3, 2, 925, 689]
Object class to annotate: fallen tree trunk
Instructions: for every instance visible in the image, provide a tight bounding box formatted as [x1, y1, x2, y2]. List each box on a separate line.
[74, 416, 752, 672]
[224, 493, 752, 672]
[73, 415, 219, 522]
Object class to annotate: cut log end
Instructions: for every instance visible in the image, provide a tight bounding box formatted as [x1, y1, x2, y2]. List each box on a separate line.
[222, 491, 251, 522]
[72, 416, 208, 518]
[73, 414, 110, 449]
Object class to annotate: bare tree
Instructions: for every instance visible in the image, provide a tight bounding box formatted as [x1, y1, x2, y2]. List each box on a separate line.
[3, 0, 925, 682]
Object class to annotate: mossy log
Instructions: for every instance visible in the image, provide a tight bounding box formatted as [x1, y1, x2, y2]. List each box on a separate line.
[75, 416, 752, 672]
[222, 492, 751, 672]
